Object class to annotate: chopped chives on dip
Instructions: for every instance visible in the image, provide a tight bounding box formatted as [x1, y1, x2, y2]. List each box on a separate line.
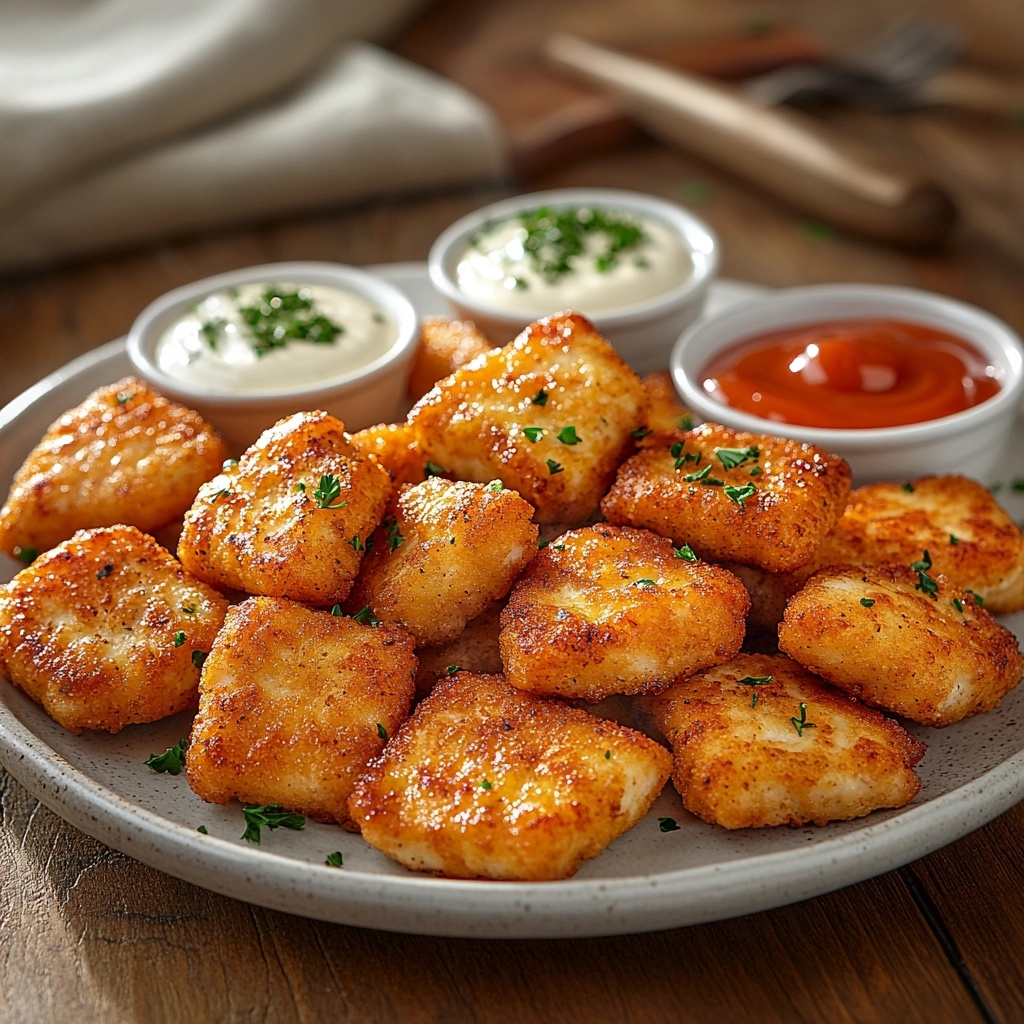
[456, 205, 693, 315]
[155, 282, 397, 392]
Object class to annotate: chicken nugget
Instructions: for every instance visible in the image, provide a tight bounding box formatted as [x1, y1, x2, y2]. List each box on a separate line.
[601, 424, 852, 572]
[0, 377, 227, 560]
[408, 312, 647, 524]
[0, 525, 228, 733]
[177, 410, 391, 604]
[500, 524, 749, 701]
[779, 562, 1024, 726]
[637, 370, 692, 444]
[186, 597, 416, 829]
[346, 478, 537, 645]
[407, 317, 495, 400]
[813, 475, 1024, 613]
[644, 653, 925, 829]
[349, 421, 446, 487]
[348, 671, 671, 880]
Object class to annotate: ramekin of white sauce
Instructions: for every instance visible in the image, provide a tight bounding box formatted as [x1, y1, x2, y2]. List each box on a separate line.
[428, 189, 718, 374]
[127, 262, 419, 452]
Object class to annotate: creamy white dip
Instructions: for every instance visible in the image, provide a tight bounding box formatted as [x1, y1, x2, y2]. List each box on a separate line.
[455, 207, 693, 315]
[155, 282, 397, 392]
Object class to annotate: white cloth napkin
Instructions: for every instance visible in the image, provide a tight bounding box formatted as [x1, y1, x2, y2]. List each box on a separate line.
[0, 0, 508, 272]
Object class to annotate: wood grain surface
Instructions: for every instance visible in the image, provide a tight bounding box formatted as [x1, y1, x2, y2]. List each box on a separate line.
[3, 0, 1024, 1021]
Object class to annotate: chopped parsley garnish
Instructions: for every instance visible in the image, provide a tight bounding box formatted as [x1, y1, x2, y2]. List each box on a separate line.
[116, 390, 135, 405]
[294, 482, 307, 493]
[384, 517, 404, 552]
[950, 534, 960, 545]
[546, 459, 564, 475]
[523, 427, 544, 443]
[480, 779, 493, 790]
[952, 597, 964, 613]
[191, 650, 208, 670]
[678, 414, 694, 430]
[738, 674, 772, 707]
[749, 466, 762, 476]
[724, 483, 758, 509]
[199, 317, 226, 349]
[715, 445, 759, 470]
[352, 605, 381, 626]
[13, 545, 36, 565]
[631, 427, 652, 440]
[966, 589, 985, 607]
[173, 630, 186, 647]
[197, 825, 208, 834]
[241, 804, 306, 844]
[96, 563, 114, 580]
[350, 535, 365, 551]
[557, 425, 582, 445]
[489, 480, 504, 491]
[325, 851, 344, 868]
[911, 550, 938, 599]
[424, 461, 447, 477]
[538, 539, 550, 550]
[1013, 478, 1024, 492]
[902, 482, 915, 493]
[683, 464, 714, 483]
[312, 473, 346, 509]
[791, 702, 816, 737]
[331, 604, 342, 616]
[445, 665, 461, 675]
[860, 598, 875, 608]
[235, 286, 343, 357]
[658, 816, 681, 833]
[604, 750, 611, 759]
[674, 544, 698, 562]
[145, 738, 187, 775]
[531, 389, 549, 406]
[376, 722, 388, 741]
[207, 488, 231, 503]
[633, 578, 656, 588]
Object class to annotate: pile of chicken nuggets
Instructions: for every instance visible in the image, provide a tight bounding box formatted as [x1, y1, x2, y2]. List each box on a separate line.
[1, 311, 1022, 881]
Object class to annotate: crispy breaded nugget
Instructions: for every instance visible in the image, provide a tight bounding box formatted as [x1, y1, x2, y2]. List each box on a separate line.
[601, 424, 852, 573]
[348, 671, 671, 879]
[346, 477, 537, 645]
[638, 370, 692, 444]
[186, 597, 416, 829]
[177, 411, 391, 605]
[408, 312, 647, 524]
[412, 600, 504, 700]
[722, 561, 805, 635]
[349, 421, 442, 487]
[408, 317, 495, 400]
[0, 377, 227, 560]
[812, 475, 1024, 613]
[500, 524, 749, 700]
[0, 525, 228, 733]
[644, 653, 925, 829]
[779, 564, 1024, 727]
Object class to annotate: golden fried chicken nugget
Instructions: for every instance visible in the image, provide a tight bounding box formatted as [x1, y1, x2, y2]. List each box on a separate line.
[408, 312, 647, 524]
[348, 671, 671, 879]
[500, 524, 749, 701]
[178, 411, 391, 605]
[412, 600, 504, 700]
[638, 370, 692, 444]
[779, 564, 1024, 727]
[601, 424, 852, 573]
[186, 597, 416, 829]
[408, 317, 495, 400]
[349, 421, 443, 487]
[0, 377, 228, 560]
[346, 477, 538, 645]
[644, 653, 925, 829]
[0, 525, 228, 733]
[812, 475, 1024, 614]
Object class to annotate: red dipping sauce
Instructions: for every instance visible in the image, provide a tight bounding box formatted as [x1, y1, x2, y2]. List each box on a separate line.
[701, 319, 1000, 429]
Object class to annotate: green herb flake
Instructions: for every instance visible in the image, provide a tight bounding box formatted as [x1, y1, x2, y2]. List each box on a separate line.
[352, 605, 381, 626]
[715, 445, 759, 470]
[480, 779, 493, 790]
[13, 545, 37, 565]
[446, 665, 461, 676]
[350, 535, 365, 552]
[222, 458, 239, 470]
[791, 702, 817, 737]
[191, 650, 208, 670]
[1013, 478, 1024, 492]
[330, 604, 342, 616]
[376, 722, 388, 741]
[294, 481, 307, 493]
[424, 461, 448, 477]
[234, 286, 344, 357]
[631, 427, 653, 440]
[199, 318, 226, 350]
[749, 466, 762, 476]
[531, 389, 549, 406]
[241, 804, 306, 845]
[966, 589, 985, 607]
[724, 483, 758, 509]
[312, 473, 346, 509]
[546, 459, 564, 475]
[902, 482, 915, 493]
[145, 738, 187, 775]
[384, 517, 405, 552]
[678, 414, 694, 431]
[116, 390, 135, 405]
[911, 550, 939, 600]
[197, 825, 208, 834]
[523, 427, 544, 443]
[173, 630, 186, 647]
[658, 816, 681, 833]
[537, 539, 550, 550]
[990, 481, 1004, 494]
[860, 598, 875, 608]
[950, 534, 960, 546]
[952, 597, 964, 613]
[683, 464, 713, 483]
[633, 578, 657, 588]
[325, 851, 344, 868]
[557, 425, 582, 445]
[604, 750, 611, 759]
[674, 544, 699, 562]
[489, 480, 504, 491]
[207, 488, 231, 504]
[96, 563, 114, 580]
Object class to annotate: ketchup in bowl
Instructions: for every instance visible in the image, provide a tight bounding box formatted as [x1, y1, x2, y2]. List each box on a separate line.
[700, 319, 1000, 429]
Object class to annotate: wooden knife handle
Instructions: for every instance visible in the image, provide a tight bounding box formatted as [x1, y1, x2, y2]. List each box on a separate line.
[545, 34, 956, 245]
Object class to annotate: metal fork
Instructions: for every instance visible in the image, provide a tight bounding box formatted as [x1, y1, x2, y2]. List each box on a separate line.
[744, 17, 963, 110]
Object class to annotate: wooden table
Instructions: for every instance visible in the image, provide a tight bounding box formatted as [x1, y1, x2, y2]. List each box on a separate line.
[2, 1, 1024, 1020]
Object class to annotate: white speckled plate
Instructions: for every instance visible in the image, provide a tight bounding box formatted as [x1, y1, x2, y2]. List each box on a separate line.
[2, 265, 1023, 939]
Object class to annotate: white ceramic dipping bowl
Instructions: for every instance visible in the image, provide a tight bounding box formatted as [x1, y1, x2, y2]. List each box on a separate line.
[127, 261, 419, 454]
[428, 188, 718, 375]
[671, 283, 1024, 484]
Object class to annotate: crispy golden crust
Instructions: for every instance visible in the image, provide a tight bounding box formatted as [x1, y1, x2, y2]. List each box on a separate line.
[348, 671, 671, 879]
[643, 653, 925, 829]
[779, 565, 1024, 727]
[408, 317, 495, 401]
[408, 312, 647, 524]
[186, 597, 416, 829]
[812, 475, 1024, 613]
[349, 421, 438, 487]
[601, 424, 852, 573]
[0, 377, 228, 559]
[177, 411, 392, 605]
[0, 525, 228, 733]
[412, 601, 505, 700]
[638, 370, 691, 444]
[500, 524, 749, 701]
[346, 478, 538, 646]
